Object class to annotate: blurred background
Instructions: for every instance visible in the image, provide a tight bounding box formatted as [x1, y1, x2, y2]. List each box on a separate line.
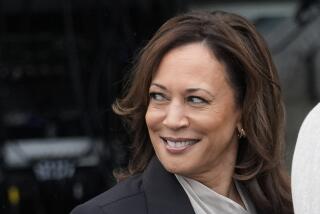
[0, 0, 319, 213]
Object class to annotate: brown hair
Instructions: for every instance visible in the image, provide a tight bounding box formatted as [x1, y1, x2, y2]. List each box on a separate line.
[113, 11, 293, 213]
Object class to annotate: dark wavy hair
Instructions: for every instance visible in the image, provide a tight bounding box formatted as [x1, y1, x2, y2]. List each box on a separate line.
[113, 11, 293, 214]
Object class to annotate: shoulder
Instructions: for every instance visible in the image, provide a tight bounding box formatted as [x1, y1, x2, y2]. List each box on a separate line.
[70, 174, 147, 214]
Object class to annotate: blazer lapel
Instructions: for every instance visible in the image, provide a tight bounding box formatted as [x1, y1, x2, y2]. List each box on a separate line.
[143, 156, 195, 214]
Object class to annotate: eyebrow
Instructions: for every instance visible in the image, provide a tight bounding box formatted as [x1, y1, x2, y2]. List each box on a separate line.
[150, 83, 215, 98]
[186, 88, 215, 98]
[150, 83, 167, 91]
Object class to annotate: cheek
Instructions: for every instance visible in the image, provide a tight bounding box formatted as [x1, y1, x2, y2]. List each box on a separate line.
[189, 112, 221, 132]
[145, 106, 165, 130]
[190, 109, 238, 138]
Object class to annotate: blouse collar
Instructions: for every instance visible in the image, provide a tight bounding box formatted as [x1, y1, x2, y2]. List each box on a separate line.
[175, 174, 257, 214]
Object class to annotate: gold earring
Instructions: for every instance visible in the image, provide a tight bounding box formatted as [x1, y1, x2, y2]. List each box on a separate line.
[237, 128, 246, 139]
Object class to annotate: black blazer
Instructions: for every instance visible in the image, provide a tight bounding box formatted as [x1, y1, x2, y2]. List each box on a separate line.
[70, 156, 195, 214]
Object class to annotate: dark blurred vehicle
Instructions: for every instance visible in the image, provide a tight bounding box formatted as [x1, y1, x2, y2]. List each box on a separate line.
[0, 1, 117, 213]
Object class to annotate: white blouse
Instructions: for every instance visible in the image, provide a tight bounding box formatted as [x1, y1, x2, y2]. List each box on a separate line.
[175, 175, 257, 214]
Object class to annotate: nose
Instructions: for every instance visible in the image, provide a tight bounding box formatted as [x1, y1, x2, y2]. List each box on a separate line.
[162, 102, 189, 130]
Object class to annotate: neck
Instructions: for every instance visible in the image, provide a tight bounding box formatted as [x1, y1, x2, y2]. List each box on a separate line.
[189, 167, 244, 207]
[186, 140, 243, 206]
[190, 162, 235, 197]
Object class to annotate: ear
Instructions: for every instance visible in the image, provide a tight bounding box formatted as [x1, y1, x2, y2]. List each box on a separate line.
[236, 122, 244, 135]
[236, 123, 242, 131]
[235, 109, 242, 129]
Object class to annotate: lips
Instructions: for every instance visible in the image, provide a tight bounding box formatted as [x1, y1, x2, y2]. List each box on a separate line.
[161, 137, 200, 153]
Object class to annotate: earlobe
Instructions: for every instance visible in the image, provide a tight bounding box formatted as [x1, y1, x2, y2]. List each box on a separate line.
[236, 124, 246, 139]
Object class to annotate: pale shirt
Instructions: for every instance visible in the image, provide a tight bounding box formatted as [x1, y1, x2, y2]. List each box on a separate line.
[175, 175, 257, 214]
[292, 103, 320, 214]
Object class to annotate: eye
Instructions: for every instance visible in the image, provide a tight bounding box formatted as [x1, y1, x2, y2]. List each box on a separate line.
[149, 92, 167, 102]
[187, 96, 208, 104]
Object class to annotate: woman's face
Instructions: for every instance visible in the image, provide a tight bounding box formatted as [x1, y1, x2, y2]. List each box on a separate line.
[145, 42, 242, 179]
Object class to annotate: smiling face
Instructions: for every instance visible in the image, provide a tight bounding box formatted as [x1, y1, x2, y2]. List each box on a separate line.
[145, 42, 242, 180]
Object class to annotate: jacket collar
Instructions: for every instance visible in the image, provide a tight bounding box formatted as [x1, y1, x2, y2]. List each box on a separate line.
[142, 156, 195, 214]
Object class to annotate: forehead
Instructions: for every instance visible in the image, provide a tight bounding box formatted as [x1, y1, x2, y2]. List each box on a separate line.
[152, 42, 229, 88]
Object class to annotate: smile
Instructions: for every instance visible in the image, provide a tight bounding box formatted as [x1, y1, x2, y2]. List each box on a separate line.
[161, 137, 200, 153]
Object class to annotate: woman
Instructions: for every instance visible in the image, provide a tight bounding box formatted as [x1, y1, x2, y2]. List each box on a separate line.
[71, 11, 293, 214]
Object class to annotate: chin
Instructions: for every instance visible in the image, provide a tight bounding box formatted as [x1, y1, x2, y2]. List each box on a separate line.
[159, 157, 192, 175]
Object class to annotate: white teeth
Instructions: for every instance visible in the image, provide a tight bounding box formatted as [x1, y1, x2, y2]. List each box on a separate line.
[166, 140, 196, 148]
